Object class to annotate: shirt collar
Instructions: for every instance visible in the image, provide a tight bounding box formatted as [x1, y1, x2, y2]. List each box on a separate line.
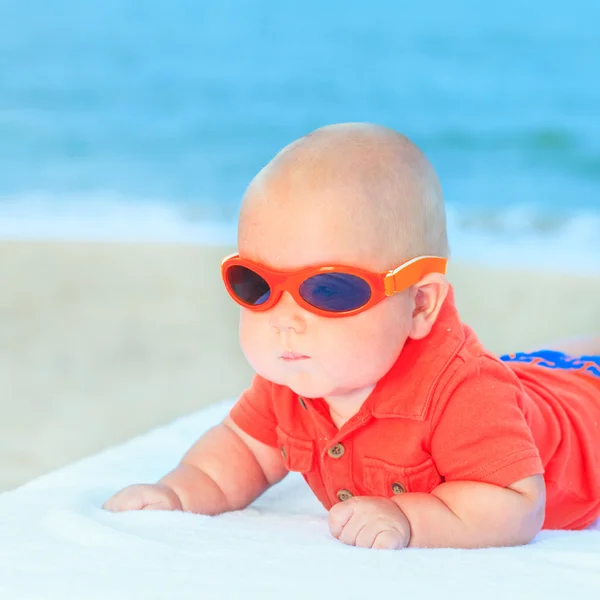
[366, 286, 465, 421]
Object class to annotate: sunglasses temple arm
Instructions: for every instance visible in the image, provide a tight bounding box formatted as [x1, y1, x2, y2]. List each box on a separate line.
[384, 257, 448, 295]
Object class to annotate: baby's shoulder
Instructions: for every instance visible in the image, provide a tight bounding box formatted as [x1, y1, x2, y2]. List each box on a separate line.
[436, 341, 520, 401]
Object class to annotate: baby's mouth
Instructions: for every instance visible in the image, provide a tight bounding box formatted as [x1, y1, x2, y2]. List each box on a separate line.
[280, 351, 310, 362]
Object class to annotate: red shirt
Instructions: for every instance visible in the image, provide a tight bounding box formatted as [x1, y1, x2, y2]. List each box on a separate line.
[230, 289, 600, 530]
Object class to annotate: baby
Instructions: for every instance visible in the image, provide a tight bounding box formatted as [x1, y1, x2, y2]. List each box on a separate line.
[104, 123, 600, 549]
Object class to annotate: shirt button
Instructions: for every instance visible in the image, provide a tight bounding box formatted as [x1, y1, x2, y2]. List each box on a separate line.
[336, 489, 354, 502]
[327, 443, 345, 459]
[391, 482, 406, 495]
[298, 396, 307, 410]
[280, 446, 287, 460]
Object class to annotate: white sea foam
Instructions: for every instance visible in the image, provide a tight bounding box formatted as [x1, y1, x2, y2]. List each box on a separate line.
[446, 206, 600, 274]
[0, 195, 238, 245]
[0, 195, 599, 274]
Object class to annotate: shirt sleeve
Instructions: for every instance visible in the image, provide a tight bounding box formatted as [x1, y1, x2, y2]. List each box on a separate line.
[229, 374, 279, 447]
[430, 356, 544, 487]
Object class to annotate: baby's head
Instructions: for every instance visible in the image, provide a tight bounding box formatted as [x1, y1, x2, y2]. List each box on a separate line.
[228, 123, 449, 401]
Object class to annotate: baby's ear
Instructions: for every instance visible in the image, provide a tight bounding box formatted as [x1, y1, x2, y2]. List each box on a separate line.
[407, 274, 449, 340]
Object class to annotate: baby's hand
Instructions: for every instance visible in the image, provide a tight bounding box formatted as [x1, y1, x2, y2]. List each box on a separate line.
[103, 484, 183, 512]
[328, 496, 411, 550]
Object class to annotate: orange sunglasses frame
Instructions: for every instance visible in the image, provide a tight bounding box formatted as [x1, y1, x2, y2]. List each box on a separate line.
[221, 253, 448, 318]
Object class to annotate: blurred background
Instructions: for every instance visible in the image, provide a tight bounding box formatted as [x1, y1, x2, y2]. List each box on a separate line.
[1, 1, 599, 491]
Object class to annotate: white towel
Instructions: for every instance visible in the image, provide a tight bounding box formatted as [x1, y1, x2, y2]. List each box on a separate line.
[1, 400, 599, 600]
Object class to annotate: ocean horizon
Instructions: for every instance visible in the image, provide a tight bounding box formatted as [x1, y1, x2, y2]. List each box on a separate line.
[1, 0, 599, 272]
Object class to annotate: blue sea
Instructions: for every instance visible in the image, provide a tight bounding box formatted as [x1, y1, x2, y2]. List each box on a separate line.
[1, 0, 599, 271]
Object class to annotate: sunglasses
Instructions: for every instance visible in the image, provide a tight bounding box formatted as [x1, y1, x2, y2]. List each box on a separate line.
[221, 253, 447, 318]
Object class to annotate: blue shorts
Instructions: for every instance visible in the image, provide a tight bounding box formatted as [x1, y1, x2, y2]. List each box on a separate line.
[500, 350, 600, 379]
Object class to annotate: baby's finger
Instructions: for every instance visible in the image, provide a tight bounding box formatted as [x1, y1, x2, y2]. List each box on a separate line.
[103, 491, 142, 512]
[328, 502, 355, 538]
[338, 519, 369, 547]
[354, 521, 385, 549]
[103, 485, 151, 512]
[140, 498, 172, 511]
[371, 529, 405, 550]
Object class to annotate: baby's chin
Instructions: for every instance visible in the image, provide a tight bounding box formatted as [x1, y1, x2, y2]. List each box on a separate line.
[263, 367, 334, 399]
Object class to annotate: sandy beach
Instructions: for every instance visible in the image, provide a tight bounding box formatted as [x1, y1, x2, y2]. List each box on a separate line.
[1, 240, 599, 492]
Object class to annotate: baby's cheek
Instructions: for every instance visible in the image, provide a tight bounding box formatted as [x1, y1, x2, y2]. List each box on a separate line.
[320, 332, 386, 387]
[330, 311, 408, 382]
[238, 311, 269, 372]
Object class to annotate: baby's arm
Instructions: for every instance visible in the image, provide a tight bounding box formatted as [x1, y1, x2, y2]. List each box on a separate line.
[394, 474, 545, 548]
[104, 417, 288, 514]
[385, 361, 548, 548]
[329, 474, 545, 549]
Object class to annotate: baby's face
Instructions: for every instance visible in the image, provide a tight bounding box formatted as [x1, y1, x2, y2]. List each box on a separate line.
[237, 181, 415, 401]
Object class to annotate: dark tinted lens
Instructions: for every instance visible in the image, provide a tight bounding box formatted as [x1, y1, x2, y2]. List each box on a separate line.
[227, 265, 271, 305]
[299, 273, 371, 312]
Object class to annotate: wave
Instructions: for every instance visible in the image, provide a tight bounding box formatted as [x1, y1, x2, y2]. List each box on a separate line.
[0, 195, 238, 245]
[446, 206, 600, 273]
[0, 195, 598, 274]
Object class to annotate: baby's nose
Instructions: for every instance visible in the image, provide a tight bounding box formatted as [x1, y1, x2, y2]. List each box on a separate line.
[269, 292, 307, 334]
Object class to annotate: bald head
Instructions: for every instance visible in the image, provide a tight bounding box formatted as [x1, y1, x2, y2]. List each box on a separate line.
[239, 123, 449, 265]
